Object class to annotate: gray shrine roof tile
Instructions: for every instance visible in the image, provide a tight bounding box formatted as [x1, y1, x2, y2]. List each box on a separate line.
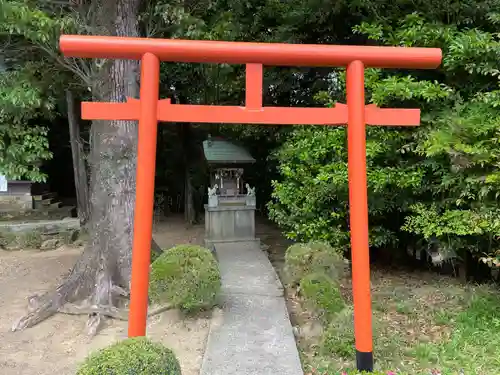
[202, 138, 255, 164]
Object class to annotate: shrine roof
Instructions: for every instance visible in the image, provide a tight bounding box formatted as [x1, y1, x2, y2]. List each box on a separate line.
[202, 138, 255, 164]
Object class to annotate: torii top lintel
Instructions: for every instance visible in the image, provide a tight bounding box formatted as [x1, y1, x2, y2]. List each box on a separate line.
[59, 35, 441, 69]
[60, 35, 442, 126]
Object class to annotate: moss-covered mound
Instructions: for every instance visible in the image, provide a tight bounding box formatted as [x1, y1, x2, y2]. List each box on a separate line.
[284, 241, 346, 286]
[149, 244, 221, 312]
[76, 337, 181, 375]
[299, 272, 345, 322]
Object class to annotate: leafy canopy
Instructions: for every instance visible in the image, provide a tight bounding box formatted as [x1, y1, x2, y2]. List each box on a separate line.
[269, 9, 500, 265]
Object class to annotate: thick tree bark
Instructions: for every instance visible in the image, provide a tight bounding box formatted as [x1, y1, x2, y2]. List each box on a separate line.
[182, 123, 196, 225]
[12, 0, 148, 335]
[66, 89, 90, 227]
[176, 93, 196, 225]
[184, 171, 195, 224]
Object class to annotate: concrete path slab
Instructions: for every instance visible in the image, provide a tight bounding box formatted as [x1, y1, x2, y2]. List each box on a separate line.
[214, 241, 283, 297]
[200, 241, 303, 375]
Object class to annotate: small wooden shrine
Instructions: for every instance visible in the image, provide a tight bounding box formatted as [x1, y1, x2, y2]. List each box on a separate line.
[202, 137, 258, 248]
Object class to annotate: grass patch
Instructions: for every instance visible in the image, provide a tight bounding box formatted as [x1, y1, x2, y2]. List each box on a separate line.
[300, 273, 345, 323]
[300, 268, 500, 374]
[263, 231, 500, 374]
[411, 289, 500, 374]
[319, 307, 355, 359]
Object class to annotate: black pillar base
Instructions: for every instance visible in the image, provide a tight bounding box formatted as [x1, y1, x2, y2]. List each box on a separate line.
[356, 350, 374, 372]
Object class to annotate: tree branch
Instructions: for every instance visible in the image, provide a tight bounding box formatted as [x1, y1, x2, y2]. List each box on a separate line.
[37, 43, 91, 86]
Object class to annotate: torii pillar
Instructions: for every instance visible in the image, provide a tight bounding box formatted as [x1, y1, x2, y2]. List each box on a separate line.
[59, 35, 441, 372]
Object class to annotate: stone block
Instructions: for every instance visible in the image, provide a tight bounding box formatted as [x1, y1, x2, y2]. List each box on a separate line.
[0, 219, 80, 250]
[205, 205, 256, 241]
[0, 195, 33, 210]
[0, 218, 80, 234]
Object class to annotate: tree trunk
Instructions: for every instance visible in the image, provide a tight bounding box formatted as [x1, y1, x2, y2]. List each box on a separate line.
[182, 123, 196, 225]
[184, 167, 195, 224]
[66, 89, 90, 227]
[12, 0, 148, 335]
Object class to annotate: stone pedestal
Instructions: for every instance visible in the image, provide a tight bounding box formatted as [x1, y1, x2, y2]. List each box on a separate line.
[204, 203, 259, 249]
[208, 195, 218, 207]
[245, 196, 256, 206]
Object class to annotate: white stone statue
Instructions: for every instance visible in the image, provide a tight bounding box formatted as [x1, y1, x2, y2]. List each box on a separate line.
[208, 184, 218, 196]
[245, 183, 255, 197]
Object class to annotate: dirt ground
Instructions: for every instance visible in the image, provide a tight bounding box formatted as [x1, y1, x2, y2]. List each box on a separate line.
[0, 218, 210, 375]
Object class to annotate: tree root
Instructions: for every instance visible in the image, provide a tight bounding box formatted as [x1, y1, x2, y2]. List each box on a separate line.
[86, 313, 103, 337]
[14, 290, 173, 337]
[12, 279, 78, 332]
[12, 237, 168, 337]
[59, 303, 130, 320]
[147, 303, 174, 317]
[57, 301, 173, 336]
[58, 302, 173, 321]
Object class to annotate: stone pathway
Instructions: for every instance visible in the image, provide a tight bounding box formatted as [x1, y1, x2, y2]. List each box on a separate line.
[200, 241, 303, 375]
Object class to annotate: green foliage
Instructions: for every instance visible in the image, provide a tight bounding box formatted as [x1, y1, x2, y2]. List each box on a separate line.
[299, 273, 345, 323]
[0, 64, 54, 180]
[0, 0, 79, 181]
[149, 244, 221, 312]
[270, 7, 500, 265]
[4, 0, 500, 270]
[268, 125, 422, 249]
[319, 307, 355, 359]
[284, 241, 346, 287]
[76, 337, 181, 375]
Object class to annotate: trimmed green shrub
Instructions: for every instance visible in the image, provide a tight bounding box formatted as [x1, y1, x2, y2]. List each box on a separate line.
[320, 307, 355, 359]
[284, 241, 346, 286]
[299, 272, 345, 322]
[149, 244, 221, 312]
[76, 337, 181, 375]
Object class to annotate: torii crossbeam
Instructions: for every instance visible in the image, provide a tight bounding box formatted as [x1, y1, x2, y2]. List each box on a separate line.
[60, 35, 441, 372]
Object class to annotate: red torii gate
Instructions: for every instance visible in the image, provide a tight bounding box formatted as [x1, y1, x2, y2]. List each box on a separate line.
[59, 35, 441, 372]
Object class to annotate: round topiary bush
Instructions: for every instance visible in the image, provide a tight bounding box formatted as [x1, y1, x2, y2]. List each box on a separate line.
[284, 241, 346, 286]
[76, 337, 181, 375]
[149, 244, 221, 312]
[299, 272, 345, 322]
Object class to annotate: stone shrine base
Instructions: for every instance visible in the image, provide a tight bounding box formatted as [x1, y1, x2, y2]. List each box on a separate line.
[204, 204, 256, 243]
